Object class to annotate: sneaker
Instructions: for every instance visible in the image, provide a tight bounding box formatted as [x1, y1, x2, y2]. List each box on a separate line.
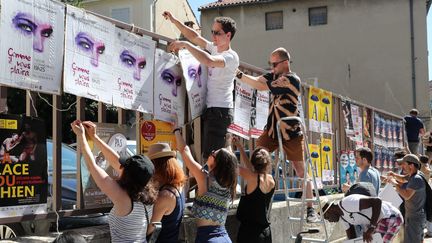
[306, 207, 319, 223]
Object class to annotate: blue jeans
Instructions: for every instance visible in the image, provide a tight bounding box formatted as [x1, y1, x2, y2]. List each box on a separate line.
[202, 107, 233, 160]
[195, 225, 231, 243]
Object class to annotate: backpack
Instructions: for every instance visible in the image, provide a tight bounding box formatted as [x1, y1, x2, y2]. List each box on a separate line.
[344, 182, 377, 197]
[418, 173, 432, 222]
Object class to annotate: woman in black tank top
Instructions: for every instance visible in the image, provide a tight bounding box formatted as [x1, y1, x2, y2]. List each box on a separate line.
[228, 136, 275, 243]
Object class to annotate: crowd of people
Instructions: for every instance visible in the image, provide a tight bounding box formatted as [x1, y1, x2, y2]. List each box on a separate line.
[66, 9, 432, 243]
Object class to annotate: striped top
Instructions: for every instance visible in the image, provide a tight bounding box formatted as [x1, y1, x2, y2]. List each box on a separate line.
[108, 201, 153, 243]
[191, 174, 231, 224]
[263, 72, 302, 140]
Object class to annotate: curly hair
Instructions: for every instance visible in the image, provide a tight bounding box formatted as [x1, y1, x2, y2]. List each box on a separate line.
[212, 148, 238, 199]
[152, 157, 186, 188]
[250, 148, 272, 174]
[118, 169, 157, 205]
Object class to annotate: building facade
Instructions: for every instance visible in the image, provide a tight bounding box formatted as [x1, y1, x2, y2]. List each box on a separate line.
[200, 0, 431, 118]
[81, 0, 199, 39]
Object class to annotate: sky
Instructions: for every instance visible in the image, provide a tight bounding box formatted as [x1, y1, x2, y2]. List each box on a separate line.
[191, 1, 432, 80]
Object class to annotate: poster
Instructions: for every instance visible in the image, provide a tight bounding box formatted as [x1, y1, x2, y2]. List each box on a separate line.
[0, 0, 65, 94]
[339, 150, 352, 185]
[320, 90, 332, 134]
[140, 120, 176, 155]
[64, 5, 114, 104]
[350, 104, 363, 149]
[341, 99, 354, 136]
[308, 144, 322, 188]
[308, 87, 320, 133]
[321, 138, 333, 182]
[363, 108, 371, 139]
[227, 81, 253, 139]
[81, 123, 130, 209]
[153, 49, 186, 126]
[0, 115, 48, 217]
[178, 49, 207, 119]
[112, 28, 155, 112]
[250, 90, 269, 138]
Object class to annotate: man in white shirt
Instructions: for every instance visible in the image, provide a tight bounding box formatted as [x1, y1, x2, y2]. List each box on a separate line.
[163, 11, 239, 161]
[321, 195, 403, 243]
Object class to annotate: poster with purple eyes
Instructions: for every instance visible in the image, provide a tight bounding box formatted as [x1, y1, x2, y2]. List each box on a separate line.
[63, 5, 114, 104]
[0, 0, 64, 94]
[178, 50, 208, 119]
[153, 49, 186, 126]
[112, 28, 155, 112]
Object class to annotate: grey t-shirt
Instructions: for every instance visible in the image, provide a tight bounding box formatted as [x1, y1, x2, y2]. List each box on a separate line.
[405, 173, 426, 217]
[358, 166, 381, 195]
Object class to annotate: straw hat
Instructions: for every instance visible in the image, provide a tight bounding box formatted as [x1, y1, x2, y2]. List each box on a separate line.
[147, 143, 176, 160]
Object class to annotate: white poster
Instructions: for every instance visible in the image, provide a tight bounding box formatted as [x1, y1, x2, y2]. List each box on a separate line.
[250, 90, 269, 138]
[227, 81, 253, 139]
[178, 49, 207, 119]
[64, 5, 114, 104]
[112, 28, 155, 112]
[153, 49, 186, 126]
[0, 0, 65, 94]
[351, 104, 363, 148]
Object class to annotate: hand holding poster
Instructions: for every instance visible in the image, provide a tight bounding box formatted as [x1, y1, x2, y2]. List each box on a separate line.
[0, 0, 65, 94]
[64, 5, 115, 104]
[112, 28, 155, 112]
[178, 50, 207, 119]
[308, 87, 320, 133]
[227, 81, 253, 139]
[153, 49, 186, 126]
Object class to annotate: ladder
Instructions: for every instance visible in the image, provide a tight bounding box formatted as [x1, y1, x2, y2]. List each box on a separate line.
[275, 117, 330, 243]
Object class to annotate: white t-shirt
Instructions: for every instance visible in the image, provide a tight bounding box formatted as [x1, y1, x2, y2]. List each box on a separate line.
[205, 41, 239, 108]
[339, 194, 399, 230]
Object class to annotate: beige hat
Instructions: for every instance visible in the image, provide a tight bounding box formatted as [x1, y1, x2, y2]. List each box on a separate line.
[397, 154, 420, 166]
[147, 143, 176, 160]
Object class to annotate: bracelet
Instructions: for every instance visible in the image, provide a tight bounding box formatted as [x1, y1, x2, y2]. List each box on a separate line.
[172, 127, 181, 134]
[236, 71, 243, 79]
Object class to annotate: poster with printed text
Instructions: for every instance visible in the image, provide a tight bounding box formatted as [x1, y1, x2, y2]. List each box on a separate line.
[140, 120, 176, 155]
[0, 115, 48, 217]
[350, 104, 363, 149]
[64, 5, 114, 104]
[112, 28, 155, 112]
[250, 90, 269, 138]
[308, 87, 321, 133]
[320, 90, 332, 134]
[178, 49, 207, 119]
[80, 123, 130, 209]
[0, 0, 65, 94]
[153, 49, 186, 126]
[341, 99, 354, 136]
[308, 144, 322, 188]
[227, 81, 253, 139]
[321, 138, 333, 182]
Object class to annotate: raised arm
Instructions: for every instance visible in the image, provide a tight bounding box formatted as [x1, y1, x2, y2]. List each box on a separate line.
[71, 120, 126, 205]
[236, 70, 269, 91]
[82, 121, 123, 174]
[169, 41, 225, 68]
[163, 11, 207, 49]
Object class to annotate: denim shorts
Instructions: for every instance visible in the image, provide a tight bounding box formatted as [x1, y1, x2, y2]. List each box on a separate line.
[195, 225, 231, 243]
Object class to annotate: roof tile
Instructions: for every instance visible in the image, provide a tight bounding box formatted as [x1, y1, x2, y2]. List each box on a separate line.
[199, 0, 263, 10]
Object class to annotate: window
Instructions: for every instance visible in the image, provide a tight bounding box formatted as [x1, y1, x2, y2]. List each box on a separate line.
[111, 8, 130, 24]
[265, 11, 283, 30]
[309, 6, 327, 26]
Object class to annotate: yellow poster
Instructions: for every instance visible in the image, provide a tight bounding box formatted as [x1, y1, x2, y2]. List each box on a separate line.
[308, 144, 321, 177]
[320, 90, 332, 134]
[140, 120, 177, 155]
[321, 138, 334, 182]
[308, 87, 321, 133]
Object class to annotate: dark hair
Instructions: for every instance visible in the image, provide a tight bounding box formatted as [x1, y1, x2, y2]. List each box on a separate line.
[118, 168, 157, 205]
[420, 155, 429, 164]
[250, 148, 272, 173]
[212, 148, 238, 199]
[214, 16, 236, 40]
[53, 231, 86, 243]
[393, 150, 407, 160]
[356, 147, 373, 163]
[152, 157, 186, 188]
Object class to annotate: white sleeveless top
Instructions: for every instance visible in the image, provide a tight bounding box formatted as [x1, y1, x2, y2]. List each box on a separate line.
[108, 201, 153, 243]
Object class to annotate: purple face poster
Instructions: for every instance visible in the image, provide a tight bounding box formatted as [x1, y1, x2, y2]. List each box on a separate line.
[0, 114, 48, 217]
[0, 0, 65, 94]
[153, 49, 186, 126]
[178, 49, 207, 120]
[64, 5, 114, 104]
[112, 28, 156, 112]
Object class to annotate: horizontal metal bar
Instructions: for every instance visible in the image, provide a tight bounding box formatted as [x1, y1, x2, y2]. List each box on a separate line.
[290, 236, 328, 243]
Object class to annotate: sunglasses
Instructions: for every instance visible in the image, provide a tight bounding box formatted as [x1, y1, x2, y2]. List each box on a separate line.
[268, 59, 287, 68]
[211, 30, 225, 36]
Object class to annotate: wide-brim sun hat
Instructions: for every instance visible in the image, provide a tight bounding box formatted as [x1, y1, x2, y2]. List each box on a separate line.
[147, 143, 176, 160]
